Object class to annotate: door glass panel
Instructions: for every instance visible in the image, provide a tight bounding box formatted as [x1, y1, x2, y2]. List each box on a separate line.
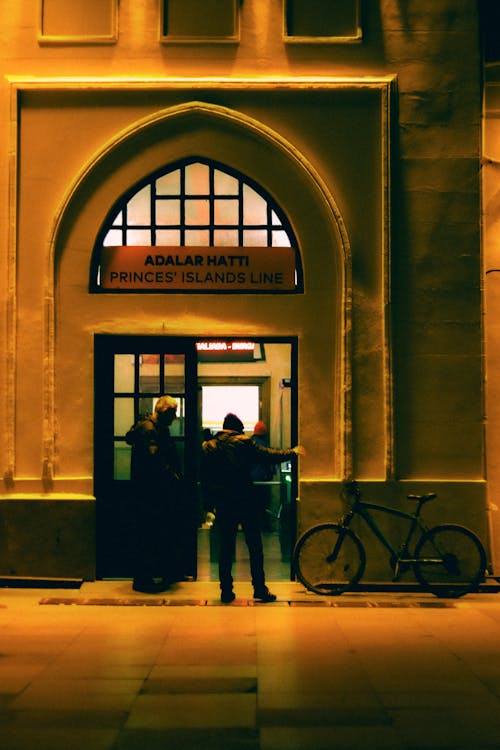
[168, 396, 185, 437]
[139, 396, 155, 417]
[135, 396, 186, 436]
[164, 353, 185, 393]
[164, 352, 185, 365]
[114, 354, 135, 393]
[114, 441, 131, 480]
[139, 354, 160, 393]
[114, 397, 134, 435]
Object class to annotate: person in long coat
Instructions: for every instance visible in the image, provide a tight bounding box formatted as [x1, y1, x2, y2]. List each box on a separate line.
[126, 395, 183, 593]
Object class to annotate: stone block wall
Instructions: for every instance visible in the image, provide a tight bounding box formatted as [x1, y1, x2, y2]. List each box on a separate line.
[0, 2, 489, 578]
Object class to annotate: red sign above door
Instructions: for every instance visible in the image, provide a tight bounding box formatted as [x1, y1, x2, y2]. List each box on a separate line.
[99, 246, 296, 291]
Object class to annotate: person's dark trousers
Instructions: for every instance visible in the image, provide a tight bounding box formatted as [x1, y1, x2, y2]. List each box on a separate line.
[132, 487, 175, 585]
[133, 506, 163, 582]
[217, 502, 266, 594]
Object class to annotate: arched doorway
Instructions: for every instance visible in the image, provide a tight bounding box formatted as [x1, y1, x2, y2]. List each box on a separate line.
[89, 152, 304, 578]
[50, 99, 347, 578]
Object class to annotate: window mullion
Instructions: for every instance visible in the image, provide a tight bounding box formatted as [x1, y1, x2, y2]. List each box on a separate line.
[151, 180, 157, 246]
[238, 178, 244, 246]
[209, 165, 215, 247]
[180, 165, 186, 246]
[267, 204, 273, 247]
[159, 354, 165, 396]
[122, 203, 128, 246]
[134, 355, 140, 421]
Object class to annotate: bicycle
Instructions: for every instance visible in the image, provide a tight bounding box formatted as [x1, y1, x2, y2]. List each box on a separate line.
[293, 480, 487, 598]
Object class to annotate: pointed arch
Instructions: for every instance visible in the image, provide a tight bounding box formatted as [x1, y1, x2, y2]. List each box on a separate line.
[51, 101, 349, 274]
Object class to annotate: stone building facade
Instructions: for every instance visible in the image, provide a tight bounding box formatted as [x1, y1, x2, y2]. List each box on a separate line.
[0, 1, 492, 582]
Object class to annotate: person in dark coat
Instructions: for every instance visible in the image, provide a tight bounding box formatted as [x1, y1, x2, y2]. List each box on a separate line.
[202, 412, 305, 604]
[126, 395, 183, 593]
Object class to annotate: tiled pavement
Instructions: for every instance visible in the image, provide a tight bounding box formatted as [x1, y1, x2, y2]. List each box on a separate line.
[2, 580, 500, 749]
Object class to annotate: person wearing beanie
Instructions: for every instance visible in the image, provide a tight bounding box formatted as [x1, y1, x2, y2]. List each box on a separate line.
[201, 412, 305, 603]
[222, 413, 245, 432]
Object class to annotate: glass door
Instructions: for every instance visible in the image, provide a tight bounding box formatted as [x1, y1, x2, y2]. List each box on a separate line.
[94, 336, 198, 579]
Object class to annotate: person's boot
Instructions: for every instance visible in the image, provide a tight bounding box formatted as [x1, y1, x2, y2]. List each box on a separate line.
[133, 578, 164, 594]
[221, 588, 235, 604]
[253, 587, 276, 603]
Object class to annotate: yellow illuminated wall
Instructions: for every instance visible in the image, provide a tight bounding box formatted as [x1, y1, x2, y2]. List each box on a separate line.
[0, 1, 489, 579]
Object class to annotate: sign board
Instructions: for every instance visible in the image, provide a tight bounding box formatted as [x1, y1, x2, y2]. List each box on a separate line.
[99, 246, 296, 291]
[196, 341, 262, 362]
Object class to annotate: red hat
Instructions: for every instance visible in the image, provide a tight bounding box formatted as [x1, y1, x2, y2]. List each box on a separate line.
[253, 421, 267, 436]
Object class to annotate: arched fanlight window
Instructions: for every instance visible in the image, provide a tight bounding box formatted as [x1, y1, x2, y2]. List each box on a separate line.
[90, 157, 303, 293]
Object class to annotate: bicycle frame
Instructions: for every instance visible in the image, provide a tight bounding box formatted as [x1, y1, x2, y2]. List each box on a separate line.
[294, 482, 487, 598]
[340, 489, 430, 573]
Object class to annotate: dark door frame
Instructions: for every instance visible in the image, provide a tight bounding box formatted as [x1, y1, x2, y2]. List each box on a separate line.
[94, 334, 299, 579]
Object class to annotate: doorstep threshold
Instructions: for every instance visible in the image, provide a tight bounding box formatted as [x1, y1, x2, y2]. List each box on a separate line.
[0, 576, 83, 589]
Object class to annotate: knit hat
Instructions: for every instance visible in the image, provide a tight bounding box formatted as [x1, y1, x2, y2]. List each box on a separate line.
[253, 421, 267, 436]
[223, 413, 244, 433]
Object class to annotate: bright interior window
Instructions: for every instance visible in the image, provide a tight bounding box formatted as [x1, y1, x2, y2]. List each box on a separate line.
[202, 385, 260, 433]
[101, 160, 293, 250]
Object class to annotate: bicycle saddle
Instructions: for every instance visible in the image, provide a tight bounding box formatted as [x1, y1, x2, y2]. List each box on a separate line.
[406, 492, 436, 503]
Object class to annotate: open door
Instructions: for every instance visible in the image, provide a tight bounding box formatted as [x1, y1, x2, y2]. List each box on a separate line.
[196, 338, 298, 581]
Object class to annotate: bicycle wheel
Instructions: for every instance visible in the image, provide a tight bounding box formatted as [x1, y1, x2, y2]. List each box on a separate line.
[293, 523, 366, 595]
[413, 524, 486, 598]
